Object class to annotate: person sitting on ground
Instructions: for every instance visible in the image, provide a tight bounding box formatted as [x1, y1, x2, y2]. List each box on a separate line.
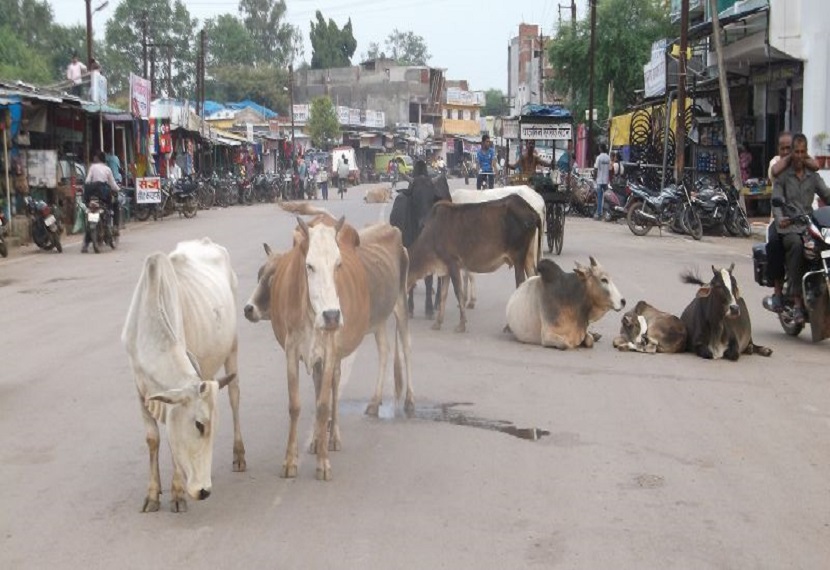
[82, 151, 120, 252]
[771, 133, 830, 325]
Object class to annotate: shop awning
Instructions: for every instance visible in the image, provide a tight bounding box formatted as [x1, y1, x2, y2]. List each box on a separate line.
[215, 135, 242, 147]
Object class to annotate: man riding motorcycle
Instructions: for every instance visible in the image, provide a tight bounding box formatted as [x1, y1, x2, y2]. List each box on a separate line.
[769, 133, 830, 325]
[82, 151, 120, 253]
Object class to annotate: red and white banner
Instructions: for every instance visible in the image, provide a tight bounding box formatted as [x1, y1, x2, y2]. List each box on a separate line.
[129, 73, 151, 119]
[136, 177, 161, 203]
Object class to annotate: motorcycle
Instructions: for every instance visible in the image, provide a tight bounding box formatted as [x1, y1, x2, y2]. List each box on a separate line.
[81, 197, 117, 253]
[305, 172, 318, 200]
[753, 196, 830, 341]
[602, 182, 632, 222]
[24, 196, 62, 253]
[723, 184, 752, 237]
[626, 180, 702, 240]
[690, 178, 751, 237]
[156, 178, 198, 219]
[0, 210, 8, 258]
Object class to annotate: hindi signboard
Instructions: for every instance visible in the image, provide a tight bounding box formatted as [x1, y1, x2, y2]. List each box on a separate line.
[337, 106, 350, 125]
[136, 177, 162, 204]
[129, 73, 151, 118]
[25, 150, 58, 189]
[349, 108, 361, 126]
[519, 123, 572, 141]
[292, 104, 309, 123]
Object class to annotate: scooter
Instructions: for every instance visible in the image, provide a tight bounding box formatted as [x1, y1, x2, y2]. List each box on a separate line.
[754, 197, 830, 342]
[602, 183, 631, 222]
[24, 196, 62, 253]
[0, 211, 8, 258]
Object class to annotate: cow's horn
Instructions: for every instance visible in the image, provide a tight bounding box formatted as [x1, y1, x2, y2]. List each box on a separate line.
[296, 216, 309, 237]
[335, 215, 346, 233]
[263, 243, 272, 256]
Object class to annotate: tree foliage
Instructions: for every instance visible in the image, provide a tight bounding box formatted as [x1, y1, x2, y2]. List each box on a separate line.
[0, 24, 52, 84]
[362, 29, 430, 65]
[547, 0, 674, 121]
[307, 96, 341, 149]
[206, 65, 289, 113]
[482, 89, 509, 117]
[309, 11, 357, 69]
[104, 0, 197, 97]
[237, 0, 301, 66]
[205, 14, 256, 68]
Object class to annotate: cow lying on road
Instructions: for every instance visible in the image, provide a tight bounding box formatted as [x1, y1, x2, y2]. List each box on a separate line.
[364, 186, 392, 203]
[122, 238, 245, 513]
[244, 216, 412, 480]
[408, 194, 541, 332]
[506, 257, 626, 349]
[613, 300, 687, 354]
[680, 265, 772, 360]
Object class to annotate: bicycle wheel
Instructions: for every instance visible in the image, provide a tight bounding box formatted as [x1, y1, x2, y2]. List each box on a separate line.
[553, 204, 565, 255]
[545, 204, 554, 253]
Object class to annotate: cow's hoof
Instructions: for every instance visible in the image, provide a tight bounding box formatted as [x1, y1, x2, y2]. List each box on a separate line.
[365, 402, 380, 417]
[281, 463, 298, 479]
[454, 323, 467, 333]
[170, 498, 188, 513]
[316, 462, 332, 481]
[430, 321, 442, 331]
[233, 448, 247, 472]
[503, 324, 512, 334]
[329, 437, 341, 452]
[754, 344, 773, 357]
[466, 301, 476, 309]
[589, 331, 602, 342]
[404, 397, 415, 417]
[141, 498, 160, 513]
[582, 335, 595, 348]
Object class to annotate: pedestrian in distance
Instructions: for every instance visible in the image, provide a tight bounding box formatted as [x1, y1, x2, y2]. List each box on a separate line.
[594, 143, 611, 221]
[66, 53, 87, 97]
[476, 134, 496, 190]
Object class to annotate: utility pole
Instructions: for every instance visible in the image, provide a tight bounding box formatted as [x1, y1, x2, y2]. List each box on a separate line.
[709, 0, 741, 192]
[195, 33, 202, 116]
[289, 63, 296, 171]
[142, 12, 148, 78]
[150, 46, 156, 99]
[538, 29, 544, 105]
[166, 45, 172, 98]
[571, 0, 577, 27]
[85, 0, 93, 66]
[675, 0, 689, 184]
[200, 30, 206, 116]
[587, 0, 597, 163]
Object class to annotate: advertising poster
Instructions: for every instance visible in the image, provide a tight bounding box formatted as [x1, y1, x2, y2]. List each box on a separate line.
[136, 177, 162, 203]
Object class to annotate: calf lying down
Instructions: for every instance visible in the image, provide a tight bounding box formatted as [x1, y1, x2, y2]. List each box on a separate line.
[506, 257, 625, 349]
[612, 300, 687, 354]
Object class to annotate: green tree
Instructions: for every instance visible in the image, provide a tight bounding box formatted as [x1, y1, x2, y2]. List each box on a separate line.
[482, 89, 509, 117]
[0, 24, 52, 83]
[309, 11, 357, 69]
[307, 96, 341, 149]
[204, 14, 256, 68]
[104, 0, 197, 97]
[547, 0, 674, 120]
[237, 0, 301, 66]
[381, 29, 430, 66]
[206, 65, 289, 113]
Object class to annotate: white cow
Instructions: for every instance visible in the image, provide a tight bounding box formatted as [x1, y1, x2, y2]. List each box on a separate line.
[122, 238, 245, 513]
[449, 185, 545, 308]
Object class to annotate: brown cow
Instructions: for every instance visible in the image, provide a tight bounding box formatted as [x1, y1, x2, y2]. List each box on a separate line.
[243, 216, 412, 480]
[612, 300, 687, 354]
[407, 194, 542, 332]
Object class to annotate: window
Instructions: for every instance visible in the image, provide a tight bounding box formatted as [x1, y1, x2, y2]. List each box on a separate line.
[471, 110, 477, 121]
[456, 109, 463, 120]
[446, 109, 452, 119]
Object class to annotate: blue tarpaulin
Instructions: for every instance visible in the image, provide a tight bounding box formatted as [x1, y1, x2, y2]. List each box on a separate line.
[520, 104, 572, 118]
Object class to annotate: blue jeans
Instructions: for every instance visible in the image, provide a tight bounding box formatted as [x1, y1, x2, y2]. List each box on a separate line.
[596, 184, 607, 218]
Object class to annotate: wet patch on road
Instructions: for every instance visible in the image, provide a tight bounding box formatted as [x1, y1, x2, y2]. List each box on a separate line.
[622, 473, 666, 490]
[0, 278, 14, 287]
[341, 400, 550, 442]
[44, 276, 83, 284]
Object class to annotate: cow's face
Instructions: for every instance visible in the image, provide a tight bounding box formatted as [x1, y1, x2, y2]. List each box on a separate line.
[576, 257, 626, 315]
[621, 311, 647, 342]
[698, 264, 741, 318]
[302, 217, 345, 330]
[147, 375, 235, 501]
[244, 243, 280, 322]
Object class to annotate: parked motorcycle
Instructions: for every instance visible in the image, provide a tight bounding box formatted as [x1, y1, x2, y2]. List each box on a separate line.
[626, 180, 702, 240]
[0, 210, 8, 258]
[305, 172, 318, 200]
[690, 178, 751, 237]
[602, 182, 631, 222]
[723, 184, 752, 237]
[754, 196, 830, 341]
[156, 179, 198, 219]
[24, 196, 62, 253]
[80, 197, 117, 253]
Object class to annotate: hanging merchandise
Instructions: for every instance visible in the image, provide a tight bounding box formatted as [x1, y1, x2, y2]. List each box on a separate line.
[159, 121, 172, 154]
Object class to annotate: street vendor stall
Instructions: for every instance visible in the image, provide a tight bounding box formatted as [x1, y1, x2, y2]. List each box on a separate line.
[500, 104, 574, 255]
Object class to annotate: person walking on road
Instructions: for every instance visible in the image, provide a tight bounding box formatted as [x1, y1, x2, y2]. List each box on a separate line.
[594, 143, 611, 220]
[337, 155, 350, 198]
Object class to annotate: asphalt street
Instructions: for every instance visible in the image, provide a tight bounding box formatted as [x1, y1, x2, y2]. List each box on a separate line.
[1, 179, 828, 569]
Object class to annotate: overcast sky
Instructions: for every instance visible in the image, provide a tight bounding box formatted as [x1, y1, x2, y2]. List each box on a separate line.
[49, 0, 588, 92]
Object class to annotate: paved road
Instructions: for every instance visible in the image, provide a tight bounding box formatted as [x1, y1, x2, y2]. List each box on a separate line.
[1, 180, 828, 569]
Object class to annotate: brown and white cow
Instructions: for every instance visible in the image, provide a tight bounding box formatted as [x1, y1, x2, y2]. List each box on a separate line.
[680, 265, 772, 360]
[506, 257, 626, 349]
[407, 194, 542, 332]
[612, 300, 687, 354]
[244, 216, 412, 480]
[364, 185, 392, 203]
[122, 238, 245, 513]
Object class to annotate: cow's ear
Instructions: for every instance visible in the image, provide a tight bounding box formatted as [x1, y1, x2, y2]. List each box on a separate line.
[263, 243, 272, 256]
[574, 262, 589, 279]
[728, 262, 735, 273]
[696, 285, 712, 298]
[334, 215, 346, 233]
[147, 388, 190, 405]
[337, 223, 360, 248]
[622, 313, 634, 327]
[711, 265, 718, 276]
[537, 259, 557, 282]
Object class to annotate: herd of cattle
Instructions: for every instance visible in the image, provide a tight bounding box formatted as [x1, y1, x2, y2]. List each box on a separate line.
[120, 174, 772, 513]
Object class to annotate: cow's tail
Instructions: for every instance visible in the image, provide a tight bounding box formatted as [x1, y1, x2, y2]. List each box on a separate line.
[535, 211, 542, 264]
[279, 202, 334, 218]
[680, 269, 706, 286]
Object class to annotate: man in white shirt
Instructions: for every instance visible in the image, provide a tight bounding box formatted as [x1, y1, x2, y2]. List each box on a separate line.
[83, 152, 120, 252]
[594, 143, 611, 220]
[66, 54, 87, 97]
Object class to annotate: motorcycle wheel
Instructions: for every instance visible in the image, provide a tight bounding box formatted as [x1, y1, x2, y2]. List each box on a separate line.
[0, 241, 7, 258]
[602, 202, 614, 223]
[90, 226, 100, 254]
[134, 205, 151, 222]
[183, 197, 198, 218]
[53, 236, 62, 253]
[627, 202, 653, 236]
[779, 311, 804, 337]
[683, 206, 703, 241]
[730, 211, 752, 238]
[108, 223, 118, 249]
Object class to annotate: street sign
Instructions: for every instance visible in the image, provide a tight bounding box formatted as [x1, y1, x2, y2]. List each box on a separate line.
[136, 177, 161, 203]
[520, 123, 572, 141]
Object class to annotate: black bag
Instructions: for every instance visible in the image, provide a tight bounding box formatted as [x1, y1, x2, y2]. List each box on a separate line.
[752, 243, 771, 287]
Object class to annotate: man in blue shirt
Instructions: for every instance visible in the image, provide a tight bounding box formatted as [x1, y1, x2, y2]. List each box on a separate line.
[476, 134, 496, 190]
